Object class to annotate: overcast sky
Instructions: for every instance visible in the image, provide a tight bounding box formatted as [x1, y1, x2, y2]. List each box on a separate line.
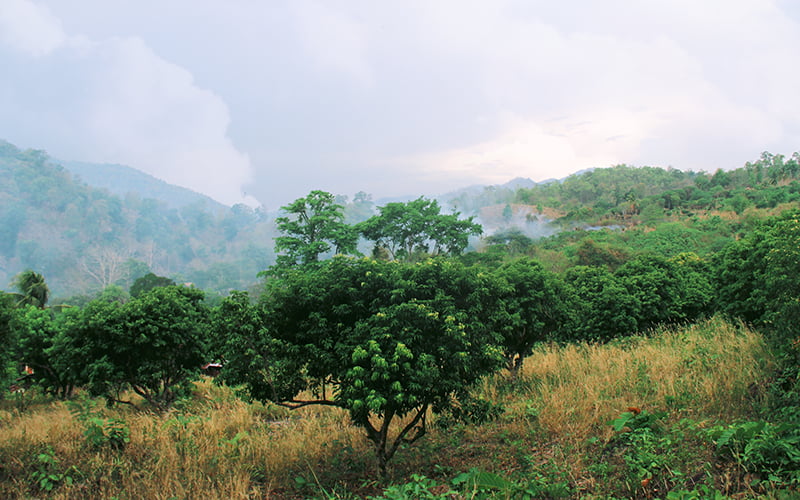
[2, 1, 799, 209]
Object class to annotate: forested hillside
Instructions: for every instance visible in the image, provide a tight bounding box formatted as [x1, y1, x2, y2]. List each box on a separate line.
[3, 136, 800, 306]
[3, 142, 800, 497]
[60, 159, 228, 211]
[0, 140, 275, 298]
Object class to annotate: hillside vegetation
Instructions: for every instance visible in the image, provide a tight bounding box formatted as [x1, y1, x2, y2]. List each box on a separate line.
[0, 140, 275, 297]
[0, 319, 775, 498]
[3, 136, 800, 300]
[2, 142, 800, 498]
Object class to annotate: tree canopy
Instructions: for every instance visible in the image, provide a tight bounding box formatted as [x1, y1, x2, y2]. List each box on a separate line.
[215, 257, 503, 475]
[77, 285, 210, 408]
[358, 197, 482, 261]
[129, 272, 175, 298]
[492, 258, 568, 376]
[10, 269, 50, 309]
[273, 190, 359, 269]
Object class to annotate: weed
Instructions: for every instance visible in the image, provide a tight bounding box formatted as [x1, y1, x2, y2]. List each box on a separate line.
[68, 396, 131, 450]
[608, 408, 667, 433]
[31, 448, 80, 493]
[435, 394, 505, 428]
[369, 473, 454, 499]
[606, 409, 680, 495]
[708, 420, 800, 485]
[666, 484, 730, 499]
[0, 318, 778, 498]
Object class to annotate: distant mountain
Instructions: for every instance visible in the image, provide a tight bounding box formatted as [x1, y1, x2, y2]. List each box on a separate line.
[60, 159, 228, 212]
[502, 177, 537, 190]
[0, 139, 274, 298]
[440, 177, 536, 202]
[9, 136, 789, 302]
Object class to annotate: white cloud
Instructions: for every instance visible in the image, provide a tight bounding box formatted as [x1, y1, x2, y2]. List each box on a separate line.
[83, 36, 257, 206]
[4, 0, 800, 207]
[290, 0, 373, 86]
[0, 0, 65, 56]
[370, 0, 800, 188]
[0, 0, 256, 207]
[393, 110, 650, 188]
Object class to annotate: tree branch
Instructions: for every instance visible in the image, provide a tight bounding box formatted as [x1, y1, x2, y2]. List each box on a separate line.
[386, 404, 428, 463]
[274, 399, 341, 410]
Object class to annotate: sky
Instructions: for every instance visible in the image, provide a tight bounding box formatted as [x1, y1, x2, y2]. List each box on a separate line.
[1, 1, 799, 209]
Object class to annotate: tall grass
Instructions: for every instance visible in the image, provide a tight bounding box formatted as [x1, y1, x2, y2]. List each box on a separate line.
[0, 316, 775, 498]
[0, 383, 365, 498]
[513, 316, 771, 440]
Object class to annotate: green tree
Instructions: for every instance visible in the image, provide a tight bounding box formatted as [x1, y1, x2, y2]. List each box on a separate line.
[273, 190, 358, 269]
[483, 228, 535, 256]
[667, 252, 715, 322]
[0, 293, 19, 391]
[11, 305, 84, 398]
[574, 239, 628, 269]
[502, 203, 513, 222]
[493, 259, 567, 377]
[80, 286, 209, 408]
[210, 291, 305, 403]
[344, 191, 376, 223]
[10, 269, 50, 309]
[226, 257, 503, 476]
[358, 197, 482, 261]
[616, 254, 712, 331]
[129, 272, 175, 298]
[563, 266, 640, 341]
[714, 209, 800, 335]
[97, 284, 130, 304]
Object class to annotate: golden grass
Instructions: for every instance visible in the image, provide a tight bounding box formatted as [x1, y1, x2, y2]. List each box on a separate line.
[0, 382, 366, 498]
[0, 316, 776, 498]
[490, 317, 771, 440]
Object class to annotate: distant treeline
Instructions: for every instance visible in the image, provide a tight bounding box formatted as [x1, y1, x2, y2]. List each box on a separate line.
[3, 136, 800, 303]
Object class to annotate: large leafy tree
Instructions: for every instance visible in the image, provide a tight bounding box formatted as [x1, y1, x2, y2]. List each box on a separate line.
[493, 259, 568, 377]
[219, 257, 503, 476]
[358, 197, 482, 261]
[615, 253, 713, 331]
[273, 190, 358, 269]
[11, 305, 84, 398]
[715, 209, 800, 334]
[483, 228, 535, 257]
[79, 285, 210, 408]
[713, 230, 770, 325]
[129, 272, 175, 298]
[563, 266, 640, 341]
[210, 291, 305, 403]
[0, 293, 20, 390]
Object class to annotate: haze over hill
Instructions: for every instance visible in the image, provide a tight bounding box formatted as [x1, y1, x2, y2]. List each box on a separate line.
[61, 160, 228, 212]
[4, 135, 800, 303]
[58, 149, 549, 213]
[2, 1, 799, 209]
[3, 139, 555, 298]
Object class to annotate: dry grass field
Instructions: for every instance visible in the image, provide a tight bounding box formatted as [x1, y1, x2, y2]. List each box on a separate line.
[0, 317, 775, 498]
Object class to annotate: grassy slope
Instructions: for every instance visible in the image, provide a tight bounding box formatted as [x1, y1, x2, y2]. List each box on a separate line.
[0, 317, 775, 499]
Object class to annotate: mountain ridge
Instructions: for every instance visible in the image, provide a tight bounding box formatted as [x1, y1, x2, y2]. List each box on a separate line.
[59, 159, 228, 212]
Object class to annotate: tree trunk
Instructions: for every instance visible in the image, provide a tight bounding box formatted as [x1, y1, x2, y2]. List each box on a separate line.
[361, 405, 428, 480]
[506, 353, 524, 379]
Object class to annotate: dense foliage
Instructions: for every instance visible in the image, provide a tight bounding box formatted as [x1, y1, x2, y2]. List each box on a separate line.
[4, 146, 800, 494]
[77, 286, 210, 408]
[215, 257, 504, 475]
[358, 197, 483, 261]
[492, 258, 567, 374]
[273, 190, 358, 268]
